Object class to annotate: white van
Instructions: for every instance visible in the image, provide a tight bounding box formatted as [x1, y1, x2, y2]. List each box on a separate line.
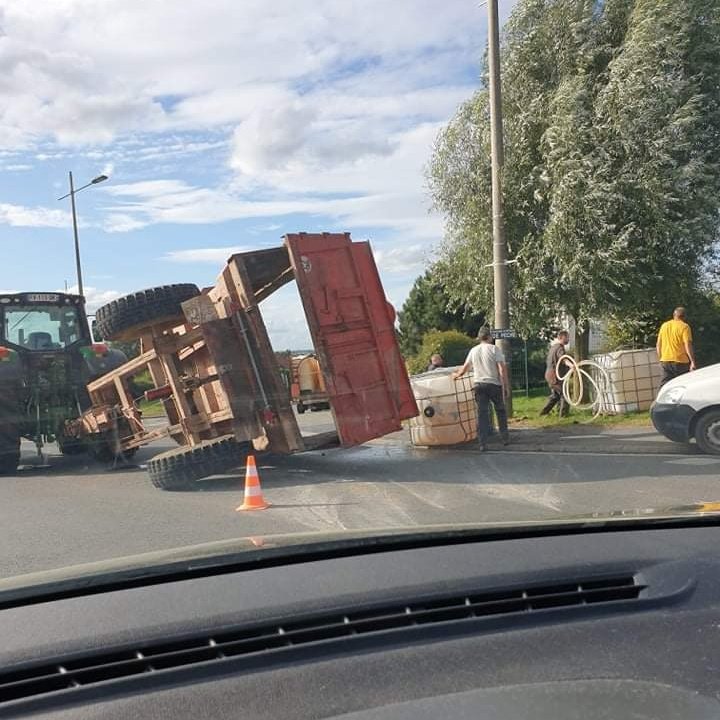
[651, 363, 720, 455]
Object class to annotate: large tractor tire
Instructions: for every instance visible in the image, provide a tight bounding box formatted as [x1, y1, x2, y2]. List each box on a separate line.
[94, 284, 200, 341]
[0, 391, 21, 475]
[0, 437, 20, 475]
[147, 435, 248, 491]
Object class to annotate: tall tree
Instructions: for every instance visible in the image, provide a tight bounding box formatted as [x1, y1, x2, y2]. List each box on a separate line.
[428, 0, 720, 358]
[397, 272, 484, 357]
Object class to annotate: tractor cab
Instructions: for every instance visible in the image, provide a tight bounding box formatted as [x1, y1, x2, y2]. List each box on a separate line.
[0, 293, 127, 471]
[0, 292, 90, 353]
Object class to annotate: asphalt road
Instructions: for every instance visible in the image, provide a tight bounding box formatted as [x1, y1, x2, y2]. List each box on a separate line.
[2, 411, 719, 577]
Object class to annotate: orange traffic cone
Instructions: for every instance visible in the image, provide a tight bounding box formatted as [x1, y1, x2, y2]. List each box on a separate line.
[236, 455, 269, 511]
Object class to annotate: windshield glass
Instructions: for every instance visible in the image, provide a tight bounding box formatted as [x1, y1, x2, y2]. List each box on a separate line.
[2, 305, 82, 350]
[1, 0, 719, 583]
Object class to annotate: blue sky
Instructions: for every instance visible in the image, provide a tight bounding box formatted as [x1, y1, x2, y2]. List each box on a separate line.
[0, 0, 515, 349]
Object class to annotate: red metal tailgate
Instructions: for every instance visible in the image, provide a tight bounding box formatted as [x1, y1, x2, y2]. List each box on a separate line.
[285, 232, 418, 446]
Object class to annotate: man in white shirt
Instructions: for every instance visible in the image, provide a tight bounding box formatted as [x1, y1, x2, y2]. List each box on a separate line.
[452, 327, 510, 451]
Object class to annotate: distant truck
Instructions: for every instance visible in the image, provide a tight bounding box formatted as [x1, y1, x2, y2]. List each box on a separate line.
[290, 354, 330, 414]
[0, 292, 128, 473]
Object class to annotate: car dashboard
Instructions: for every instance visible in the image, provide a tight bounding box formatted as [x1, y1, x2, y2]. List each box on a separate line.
[1, 524, 720, 719]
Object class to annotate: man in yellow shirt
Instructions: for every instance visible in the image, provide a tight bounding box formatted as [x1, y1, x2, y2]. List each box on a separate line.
[656, 307, 696, 387]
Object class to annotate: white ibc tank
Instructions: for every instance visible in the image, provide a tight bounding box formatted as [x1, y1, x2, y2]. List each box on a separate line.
[591, 348, 663, 413]
[408, 367, 476, 446]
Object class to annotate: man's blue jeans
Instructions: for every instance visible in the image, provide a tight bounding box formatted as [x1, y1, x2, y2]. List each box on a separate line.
[474, 382, 509, 445]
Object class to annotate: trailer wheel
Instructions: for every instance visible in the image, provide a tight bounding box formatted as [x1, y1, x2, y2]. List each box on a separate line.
[147, 435, 248, 491]
[0, 429, 20, 475]
[94, 284, 200, 341]
[0, 397, 20, 475]
[0, 440, 20, 475]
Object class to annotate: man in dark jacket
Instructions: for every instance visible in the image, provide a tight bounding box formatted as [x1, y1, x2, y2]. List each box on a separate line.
[540, 330, 570, 416]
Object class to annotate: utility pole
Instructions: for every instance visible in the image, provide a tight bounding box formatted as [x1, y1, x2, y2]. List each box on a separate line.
[486, 0, 512, 415]
[68, 172, 83, 298]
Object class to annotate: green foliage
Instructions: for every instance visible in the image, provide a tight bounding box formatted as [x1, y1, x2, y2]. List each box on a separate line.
[689, 293, 720, 366]
[108, 340, 140, 359]
[604, 291, 720, 366]
[602, 317, 657, 351]
[429, 0, 720, 337]
[397, 272, 484, 357]
[132, 369, 154, 394]
[408, 330, 477, 375]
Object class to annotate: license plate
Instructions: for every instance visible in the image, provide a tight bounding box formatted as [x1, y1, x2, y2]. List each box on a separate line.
[25, 293, 60, 303]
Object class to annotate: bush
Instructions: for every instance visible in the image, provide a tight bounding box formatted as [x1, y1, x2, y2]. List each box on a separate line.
[408, 330, 477, 375]
[132, 369, 155, 394]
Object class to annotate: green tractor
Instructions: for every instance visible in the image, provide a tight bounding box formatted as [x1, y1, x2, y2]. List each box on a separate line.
[0, 292, 129, 473]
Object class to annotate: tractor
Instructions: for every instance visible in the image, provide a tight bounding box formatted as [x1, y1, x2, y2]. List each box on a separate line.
[0, 292, 128, 473]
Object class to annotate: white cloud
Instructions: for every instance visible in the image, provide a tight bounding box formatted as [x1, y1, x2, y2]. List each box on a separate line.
[102, 213, 148, 233]
[373, 243, 431, 275]
[0, 0, 518, 307]
[0, 203, 71, 228]
[228, 93, 395, 177]
[102, 182, 323, 227]
[3, 163, 32, 171]
[100, 117, 447, 242]
[260, 283, 312, 350]
[0, 0, 492, 149]
[63, 285, 122, 313]
[0, 0, 510, 150]
[106, 179, 193, 198]
[163, 247, 250, 263]
[230, 100, 318, 175]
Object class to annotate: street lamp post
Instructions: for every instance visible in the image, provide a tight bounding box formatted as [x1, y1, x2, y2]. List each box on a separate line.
[58, 172, 108, 299]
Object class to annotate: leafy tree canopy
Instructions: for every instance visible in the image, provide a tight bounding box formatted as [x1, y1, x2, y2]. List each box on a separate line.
[397, 271, 484, 357]
[429, 0, 720, 351]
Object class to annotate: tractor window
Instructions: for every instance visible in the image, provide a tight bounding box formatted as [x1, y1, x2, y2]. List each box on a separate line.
[3, 305, 82, 350]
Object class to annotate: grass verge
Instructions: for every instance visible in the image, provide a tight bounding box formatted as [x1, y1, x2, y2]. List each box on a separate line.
[511, 388, 651, 428]
[137, 398, 167, 419]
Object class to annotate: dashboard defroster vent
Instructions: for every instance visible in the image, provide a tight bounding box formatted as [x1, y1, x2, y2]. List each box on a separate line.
[0, 575, 645, 704]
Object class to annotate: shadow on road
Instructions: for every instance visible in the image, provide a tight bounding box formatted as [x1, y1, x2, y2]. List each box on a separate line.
[9, 431, 715, 493]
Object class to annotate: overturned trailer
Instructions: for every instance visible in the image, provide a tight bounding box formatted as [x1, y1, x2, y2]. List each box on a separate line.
[81, 232, 418, 489]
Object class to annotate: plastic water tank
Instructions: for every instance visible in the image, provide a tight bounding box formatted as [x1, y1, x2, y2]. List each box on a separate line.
[591, 348, 663, 412]
[408, 367, 477, 446]
[297, 355, 326, 394]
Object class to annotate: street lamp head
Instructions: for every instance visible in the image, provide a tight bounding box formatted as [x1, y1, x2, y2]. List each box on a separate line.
[91, 174, 109, 184]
